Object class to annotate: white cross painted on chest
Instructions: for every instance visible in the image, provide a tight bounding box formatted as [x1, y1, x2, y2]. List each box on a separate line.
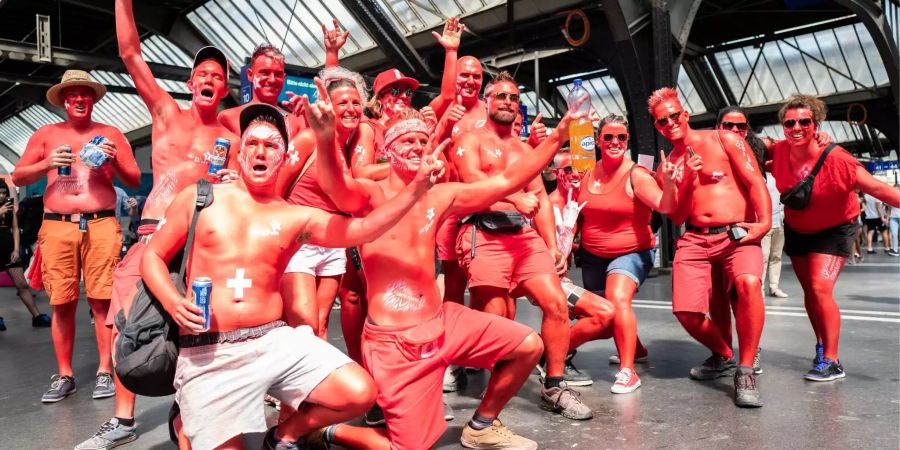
[226, 268, 253, 299]
[456, 146, 465, 157]
[287, 151, 300, 166]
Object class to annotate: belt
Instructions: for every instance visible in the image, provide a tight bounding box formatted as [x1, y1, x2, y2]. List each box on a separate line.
[43, 209, 116, 222]
[179, 320, 286, 348]
[139, 218, 160, 226]
[685, 223, 738, 234]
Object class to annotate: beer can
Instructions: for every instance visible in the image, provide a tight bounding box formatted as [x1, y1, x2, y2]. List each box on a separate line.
[207, 138, 231, 175]
[80, 135, 109, 169]
[192, 277, 213, 331]
[58, 145, 72, 176]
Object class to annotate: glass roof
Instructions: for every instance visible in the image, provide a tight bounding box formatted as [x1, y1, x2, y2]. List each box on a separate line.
[713, 23, 889, 107]
[187, 0, 377, 70]
[377, 0, 505, 36]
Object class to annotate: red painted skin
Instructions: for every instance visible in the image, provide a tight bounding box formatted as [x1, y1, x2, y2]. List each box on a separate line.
[14, 73, 141, 393]
[302, 78, 579, 448]
[774, 107, 899, 363]
[141, 113, 441, 446]
[450, 79, 573, 380]
[651, 94, 771, 369]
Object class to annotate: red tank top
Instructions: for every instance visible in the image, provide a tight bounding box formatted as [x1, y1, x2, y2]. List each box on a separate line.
[286, 159, 340, 214]
[771, 142, 862, 233]
[578, 165, 656, 258]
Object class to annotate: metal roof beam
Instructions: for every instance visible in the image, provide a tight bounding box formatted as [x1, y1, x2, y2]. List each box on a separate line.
[0, 140, 20, 167]
[0, 71, 193, 101]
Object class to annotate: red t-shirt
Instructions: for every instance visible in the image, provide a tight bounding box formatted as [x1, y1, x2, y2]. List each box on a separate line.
[578, 165, 656, 258]
[770, 142, 861, 233]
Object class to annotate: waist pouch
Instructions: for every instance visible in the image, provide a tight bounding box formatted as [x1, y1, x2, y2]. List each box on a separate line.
[461, 211, 526, 234]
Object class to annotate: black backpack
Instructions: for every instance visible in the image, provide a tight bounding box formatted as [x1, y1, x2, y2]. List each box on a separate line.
[114, 180, 213, 396]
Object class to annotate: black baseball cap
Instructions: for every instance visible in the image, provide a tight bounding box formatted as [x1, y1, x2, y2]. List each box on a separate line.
[192, 46, 229, 79]
[239, 103, 288, 146]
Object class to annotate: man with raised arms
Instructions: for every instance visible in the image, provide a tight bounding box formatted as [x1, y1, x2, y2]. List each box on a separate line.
[13, 70, 141, 404]
[648, 87, 771, 408]
[450, 71, 592, 420]
[71, 2, 240, 448]
[302, 72, 582, 448]
[140, 103, 441, 450]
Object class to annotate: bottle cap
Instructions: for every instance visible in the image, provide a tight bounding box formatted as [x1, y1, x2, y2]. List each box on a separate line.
[574, 79, 583, 87]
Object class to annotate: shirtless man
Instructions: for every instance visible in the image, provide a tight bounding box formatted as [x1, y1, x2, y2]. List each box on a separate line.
[450, 71, 592, 420]
[13, 70, 141, 404]
[72, 2, 239, 448]
[648, 87, 771, 408]
[302, 75, 582, 448]
[140, 104, 441, 450]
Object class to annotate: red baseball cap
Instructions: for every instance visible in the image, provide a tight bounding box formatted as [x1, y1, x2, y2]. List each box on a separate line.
[372, 68, 420, 96]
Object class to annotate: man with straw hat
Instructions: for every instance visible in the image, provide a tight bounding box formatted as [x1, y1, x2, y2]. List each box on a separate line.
[12, 69, 141, 405]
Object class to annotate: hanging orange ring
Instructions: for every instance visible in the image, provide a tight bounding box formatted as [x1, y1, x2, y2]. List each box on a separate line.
[559, 9, 590, 47]
[846, 103, 867, 126]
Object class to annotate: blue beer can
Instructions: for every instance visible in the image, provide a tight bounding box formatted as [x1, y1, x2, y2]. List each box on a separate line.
[58, 145, 72, 176]
[80, 135, 109, 169]
[207, 138, 231, 175]
[192, 277, 213, 331]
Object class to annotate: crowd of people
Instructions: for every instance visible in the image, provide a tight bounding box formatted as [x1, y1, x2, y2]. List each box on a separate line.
[5, 3, 900, 449]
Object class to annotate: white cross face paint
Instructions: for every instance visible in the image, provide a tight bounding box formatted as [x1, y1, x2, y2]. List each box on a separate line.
[419, 207, 436, 234]
[382, 280, 425, 312]
[226, 268, 253, 299]
[239, 122, 285, 183]
[819, 255, 844, 281]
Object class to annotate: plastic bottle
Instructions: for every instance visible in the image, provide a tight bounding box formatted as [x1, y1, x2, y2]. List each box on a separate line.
[566, 79, 596, 172]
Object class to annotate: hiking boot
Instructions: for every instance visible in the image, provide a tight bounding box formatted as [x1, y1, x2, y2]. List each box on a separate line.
[753, 348, 763, 375]
[74, 418, 137, 450]
[460, 419, 537, 449]
[42, 374, 76, 403]
[364, 403, 385, 427]
[93, 373, 116, 399]
[733, 366, 762, 408]
[610, 368, 641, 394]
[443, 365, 467, 392]
[608, 353, 648, 364]
[539, 381, 593, 420]
[32, 313, 51, 327]
[689, 355, 737, 380]
[813, 343, 824, 366]
[804, 358, 846, 382]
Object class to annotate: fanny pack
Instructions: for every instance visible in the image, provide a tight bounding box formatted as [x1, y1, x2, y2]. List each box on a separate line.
[461, 211, 526, 233]
[780, 144, 835, 210]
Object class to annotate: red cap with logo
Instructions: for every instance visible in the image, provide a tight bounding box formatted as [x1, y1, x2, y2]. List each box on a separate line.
[372, 68, 420, 97]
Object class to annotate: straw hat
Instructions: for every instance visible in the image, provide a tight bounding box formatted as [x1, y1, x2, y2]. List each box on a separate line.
[46, 70, 106, 108]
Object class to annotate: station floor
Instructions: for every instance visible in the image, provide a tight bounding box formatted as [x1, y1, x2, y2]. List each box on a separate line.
[1, 250, 897, 450]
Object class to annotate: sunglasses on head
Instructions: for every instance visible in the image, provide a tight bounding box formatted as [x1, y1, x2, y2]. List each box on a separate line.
[389, 86, 413, 97]
[782, 118, 813, 128]
[602, 133, 629, 142]
[655, 111, 683, 126]
[492, 91, 520, 103]
[720, 121, 748, 131]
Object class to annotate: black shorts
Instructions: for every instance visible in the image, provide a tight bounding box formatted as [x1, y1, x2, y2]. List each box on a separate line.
[784, 222, 858, 258]
[863, 218, 886, 231]
[0, 231, 21, 270]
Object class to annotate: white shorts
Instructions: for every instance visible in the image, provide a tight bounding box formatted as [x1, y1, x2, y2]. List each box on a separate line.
[174, 325, 352, 450]
[284, 244, 347, 277]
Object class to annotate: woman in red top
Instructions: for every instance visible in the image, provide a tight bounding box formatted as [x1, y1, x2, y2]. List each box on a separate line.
[771, 95, 899, 381]
[577, 114, 677, 394]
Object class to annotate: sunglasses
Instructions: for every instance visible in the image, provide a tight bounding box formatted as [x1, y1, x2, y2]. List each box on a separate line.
[782, 118, 813, 128]
[492, 92, 520, 103]
[720, 121, 749, 131]
[655, 111, 683, 126]
[389, 87, 413, 97]
[602, 133, 629, 142]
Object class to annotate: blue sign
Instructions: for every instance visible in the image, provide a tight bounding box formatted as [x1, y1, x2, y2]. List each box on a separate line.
[240, 65, 317, 105]
[866, 160, 899, 172]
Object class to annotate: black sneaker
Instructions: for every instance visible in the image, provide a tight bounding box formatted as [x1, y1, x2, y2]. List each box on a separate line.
[689, 354, 737, 380]
[41, 374, 76, 403]
[804, 358, 846, 382]
[563, 351, 593, 386]
[364, 403, 385, 427]
[753, 348, 763, 375]
[813, 342, 824, 366]
[32, 313, 51, 327]
[733, 366, 762, 408]
[93, 372, 116, 399]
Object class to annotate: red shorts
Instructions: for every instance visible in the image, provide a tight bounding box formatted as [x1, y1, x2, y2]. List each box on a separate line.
[672, 231, 763, 313]
[362, 302, 532, 450]
[106, 241, 146, 327]
[435, 215, 461, 261]
[456, 224, 555, 291]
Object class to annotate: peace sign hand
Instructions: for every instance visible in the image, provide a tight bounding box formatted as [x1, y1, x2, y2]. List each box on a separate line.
[413, 138, 449, 191]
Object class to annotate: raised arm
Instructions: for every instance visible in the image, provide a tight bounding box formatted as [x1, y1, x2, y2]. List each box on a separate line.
[427, 17, 464, 118]
[633, 151, 678, 214]
[322, 19, 349, 68]
[116, 0, 177, 117]
[856, 165, 900, 208]
[722, 131, 772, 241]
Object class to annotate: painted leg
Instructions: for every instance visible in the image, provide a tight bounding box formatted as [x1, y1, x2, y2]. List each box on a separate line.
[731, 275, 765, 368]
[51, 301, 78, 377]
[88, 298, 113, 374]
[516, 275, 570, 379]
[315, 275, 342, 339]
[605, 274, 639, 370]
[281, 273, 318, 332]
[674, 312, 733, 358]
[477, 332, 543, 416]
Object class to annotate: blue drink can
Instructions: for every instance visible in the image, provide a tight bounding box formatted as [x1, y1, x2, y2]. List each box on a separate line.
[80, 135, 109, 169]
[191, 277, 213, 331]
[57, 145, 72, 176]
[208, 138, 231, 175]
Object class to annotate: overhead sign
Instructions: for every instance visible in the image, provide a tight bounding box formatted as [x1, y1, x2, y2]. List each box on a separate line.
[866, 160, 899, 172]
